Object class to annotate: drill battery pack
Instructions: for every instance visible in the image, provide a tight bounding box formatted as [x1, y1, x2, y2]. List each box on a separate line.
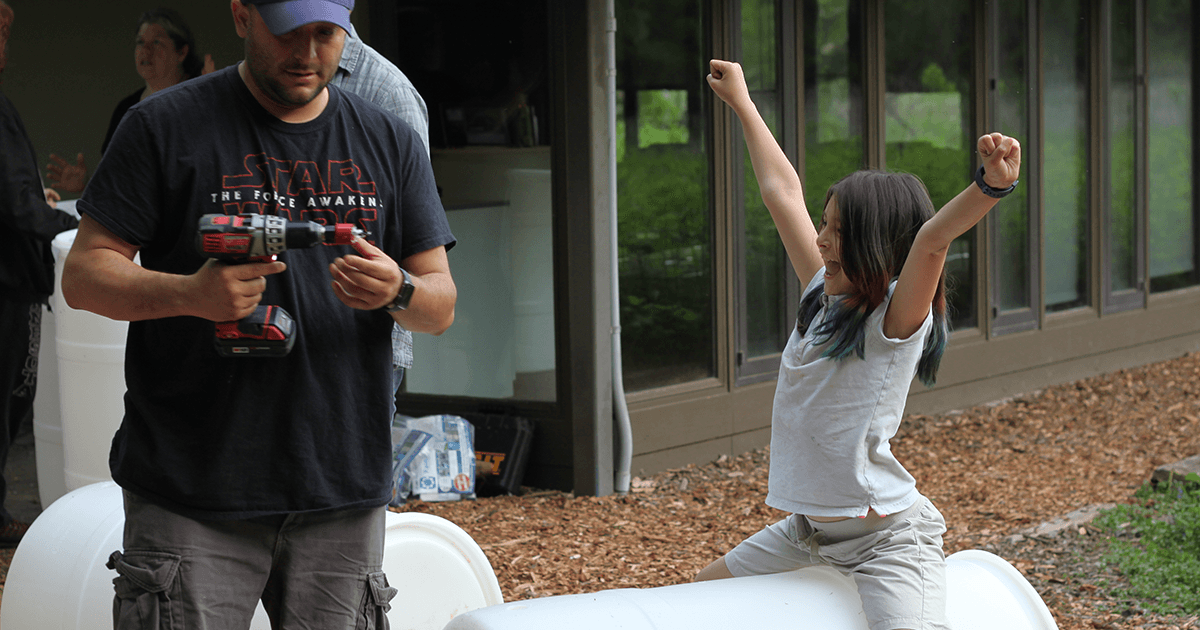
[214, 304, 296, 357]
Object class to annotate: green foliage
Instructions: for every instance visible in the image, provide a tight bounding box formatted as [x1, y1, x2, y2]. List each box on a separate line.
[884, 141, 970, 209]
[617, 147, 713, 379]
[804, 139, 867, 221]
[637, 90, 690, 148]
[1148, 104, 1195, 282]
[1094, 473, 1200, 615]
[920, 63, 954, 93]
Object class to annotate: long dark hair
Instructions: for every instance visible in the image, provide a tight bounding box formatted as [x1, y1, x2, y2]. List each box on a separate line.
[137, 8, 203, 79]
[795, 169, 949, 386]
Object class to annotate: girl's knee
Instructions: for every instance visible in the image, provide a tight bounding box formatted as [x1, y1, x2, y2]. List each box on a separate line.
[694, 556, 736, 582]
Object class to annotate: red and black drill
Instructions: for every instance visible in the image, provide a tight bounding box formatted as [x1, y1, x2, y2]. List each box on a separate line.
[195, 213, 369, 357]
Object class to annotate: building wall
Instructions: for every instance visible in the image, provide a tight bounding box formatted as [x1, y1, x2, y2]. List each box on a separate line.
[10, 0, 1197, 495]
[628, 292, 1200, 478]
[615, 0, 1200, 481]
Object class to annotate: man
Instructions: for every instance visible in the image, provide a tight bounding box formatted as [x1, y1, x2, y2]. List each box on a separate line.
[61, 0, 456, 627]
[0, 0, 80, 547]
[330, 23, 430, 392]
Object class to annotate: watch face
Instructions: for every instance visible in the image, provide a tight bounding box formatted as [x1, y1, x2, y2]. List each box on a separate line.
[386, 272, 415, 312]
[397, 282, 415, 306]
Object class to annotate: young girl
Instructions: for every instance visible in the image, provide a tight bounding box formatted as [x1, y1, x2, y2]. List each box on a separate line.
[697, 59, 1021, 630]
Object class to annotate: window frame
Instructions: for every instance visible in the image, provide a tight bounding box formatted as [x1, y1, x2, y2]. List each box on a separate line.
[988, 0, 1042, 336]
[1099, 0, 1149, 314]
[731, 0, 803, 385]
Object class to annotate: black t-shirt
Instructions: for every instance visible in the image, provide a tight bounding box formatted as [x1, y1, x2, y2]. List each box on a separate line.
[79, 65, 455, 519]
[100, 88, 142, 156]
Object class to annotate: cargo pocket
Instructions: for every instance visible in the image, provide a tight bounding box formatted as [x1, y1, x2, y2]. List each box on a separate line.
[107, 550, 183, 630]
[356, 571, 399, 630]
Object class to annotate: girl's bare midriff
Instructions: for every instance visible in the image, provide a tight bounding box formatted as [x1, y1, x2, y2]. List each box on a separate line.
[806, 509, 885, 523]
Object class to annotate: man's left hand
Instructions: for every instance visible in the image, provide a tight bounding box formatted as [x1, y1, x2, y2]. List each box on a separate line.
[329, 237, 402, 310]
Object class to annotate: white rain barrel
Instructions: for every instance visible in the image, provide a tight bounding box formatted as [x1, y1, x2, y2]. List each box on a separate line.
[0, 482, 503, 630]
[444, 549, 1058, 630]
[32, 302, 67, 508]
[50, 229, 128, 490]
[33, 199, 80, 509]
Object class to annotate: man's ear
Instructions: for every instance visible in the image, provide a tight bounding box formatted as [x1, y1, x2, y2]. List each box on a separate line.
[231, 0, 251, 38]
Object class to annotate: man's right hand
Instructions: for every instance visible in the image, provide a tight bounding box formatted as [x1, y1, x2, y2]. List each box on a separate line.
[189, 258, 287, 322]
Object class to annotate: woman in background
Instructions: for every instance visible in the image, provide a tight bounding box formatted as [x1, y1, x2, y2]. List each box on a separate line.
[46, 7, 212, 194]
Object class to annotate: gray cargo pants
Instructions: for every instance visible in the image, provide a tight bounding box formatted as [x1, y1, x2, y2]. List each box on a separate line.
[108, 490, 397, 630]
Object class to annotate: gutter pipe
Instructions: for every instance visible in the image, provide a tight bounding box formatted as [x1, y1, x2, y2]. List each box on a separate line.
[605, 0, 632, 495]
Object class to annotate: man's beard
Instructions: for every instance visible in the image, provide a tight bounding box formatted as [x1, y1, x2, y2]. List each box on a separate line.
[248, 61, 330, 108]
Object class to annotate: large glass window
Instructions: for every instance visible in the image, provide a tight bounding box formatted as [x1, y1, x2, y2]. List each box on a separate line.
[884, 0, 975, 330]
[992, 0, 1036, 330]
[1043, 0, 1090, 312]
[1147, 0, 1197, 292]
[740, 0, 790, 363]
[1106, 0, 1141, 304]
[617, 0, 715, 391]
[399, 0, 557, 401]
[803, 0, 864, 226]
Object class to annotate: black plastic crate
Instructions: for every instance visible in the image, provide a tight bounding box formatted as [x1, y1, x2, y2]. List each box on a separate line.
[464, 414, 535, 497]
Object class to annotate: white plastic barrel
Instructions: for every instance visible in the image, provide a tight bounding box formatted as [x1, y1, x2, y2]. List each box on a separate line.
[33, 203, 81, 508]
[50, 229, 129, 490]
[0, 482, 125, 630]
[444, 550, 1058, 630]
[32, 302, 68, 508]
[0, 482, 503, 630]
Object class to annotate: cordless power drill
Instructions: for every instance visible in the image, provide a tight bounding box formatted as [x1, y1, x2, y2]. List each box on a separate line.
[196, 213, 369, 357]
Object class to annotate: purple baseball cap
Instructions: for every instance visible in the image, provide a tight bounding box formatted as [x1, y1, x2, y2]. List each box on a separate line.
[243, 0, 354, 36]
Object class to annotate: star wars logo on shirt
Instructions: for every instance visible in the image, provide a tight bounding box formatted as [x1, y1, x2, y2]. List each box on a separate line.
[208, 153, 381, 240]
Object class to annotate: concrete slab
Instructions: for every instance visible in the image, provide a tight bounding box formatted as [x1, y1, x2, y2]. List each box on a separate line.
[1019, 503, 1115, 539]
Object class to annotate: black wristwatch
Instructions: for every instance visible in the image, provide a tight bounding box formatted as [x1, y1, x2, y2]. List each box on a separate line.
[384, 268, 415, 312]
[975, 165, 1018, 198]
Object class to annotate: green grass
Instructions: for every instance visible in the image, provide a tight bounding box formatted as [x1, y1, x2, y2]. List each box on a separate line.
[1094, 472, 1200, 615]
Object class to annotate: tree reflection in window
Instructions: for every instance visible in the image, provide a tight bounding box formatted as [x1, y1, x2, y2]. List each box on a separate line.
[616, 0, 715, 391]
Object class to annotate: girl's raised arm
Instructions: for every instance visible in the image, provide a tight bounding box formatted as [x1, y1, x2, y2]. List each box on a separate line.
[885, 133, 1022, 340]
[708, 59, 823, 285]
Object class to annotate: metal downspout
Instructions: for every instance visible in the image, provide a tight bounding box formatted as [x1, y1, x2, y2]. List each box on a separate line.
[606, 1, 632, 494]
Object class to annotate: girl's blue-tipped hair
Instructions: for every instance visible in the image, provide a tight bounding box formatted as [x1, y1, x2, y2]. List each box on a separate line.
[796, 283, 950, 386]
[798, 169, 953, 387]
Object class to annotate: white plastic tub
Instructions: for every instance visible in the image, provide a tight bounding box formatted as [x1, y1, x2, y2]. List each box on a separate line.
[444, 549, 1058, 630]
[0, 482, 503, 630]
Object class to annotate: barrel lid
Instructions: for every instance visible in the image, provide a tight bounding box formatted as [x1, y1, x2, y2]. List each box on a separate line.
[381, 511, 505, 627]
[946, 549, 1058, 629]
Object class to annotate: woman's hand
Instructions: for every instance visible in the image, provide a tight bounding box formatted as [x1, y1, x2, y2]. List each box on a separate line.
[46, 152, 87, 194]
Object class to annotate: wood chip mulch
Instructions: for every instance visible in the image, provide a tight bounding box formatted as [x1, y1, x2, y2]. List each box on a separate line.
[2, 352, 1198, 629]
